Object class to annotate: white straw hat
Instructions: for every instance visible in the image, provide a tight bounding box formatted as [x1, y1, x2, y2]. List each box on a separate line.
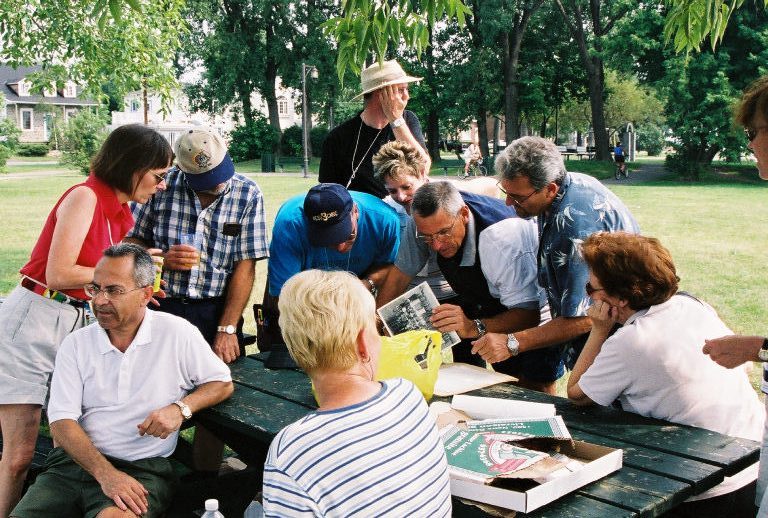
[352, 60, 422, 101]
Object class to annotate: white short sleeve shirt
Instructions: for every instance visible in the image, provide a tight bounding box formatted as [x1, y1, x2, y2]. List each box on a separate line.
[48, 309, 232, 461]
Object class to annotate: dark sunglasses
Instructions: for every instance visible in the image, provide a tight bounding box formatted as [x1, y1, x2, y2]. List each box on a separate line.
[585, 281, 605, 296]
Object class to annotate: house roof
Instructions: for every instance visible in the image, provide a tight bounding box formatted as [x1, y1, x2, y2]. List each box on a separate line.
[0, 64, 98, 107]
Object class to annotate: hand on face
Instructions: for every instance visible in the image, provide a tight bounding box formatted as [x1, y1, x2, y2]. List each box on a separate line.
[587, 300, 618, 336]
[377, 84, 408, 122]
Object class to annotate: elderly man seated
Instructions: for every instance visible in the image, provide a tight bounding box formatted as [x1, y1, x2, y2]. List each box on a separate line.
[262, 270, 451, 516]
[568, 232, 764, 518]
[268, 183, 400, 299]
[11, 244, 233, 518]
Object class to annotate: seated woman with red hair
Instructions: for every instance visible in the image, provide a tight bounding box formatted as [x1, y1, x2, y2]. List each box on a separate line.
[568, 231, 763, 517]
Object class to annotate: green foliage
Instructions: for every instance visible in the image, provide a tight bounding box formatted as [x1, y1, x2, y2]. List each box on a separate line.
[280, 125, 304, 157]
[0, 0, 185, 111]
[310, 127, 329, 155]
[662, 0, 767, 53]
[0, 117, 21, 173]
[16, 143, 50, 157]
[59, 110, 108, 175]
[323, 0, 472, 80]
[229, 118, 281, 162]
[636, 123, 666, 156]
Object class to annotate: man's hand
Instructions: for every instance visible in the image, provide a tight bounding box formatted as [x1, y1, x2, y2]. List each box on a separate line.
[471, 332, 511, 364]
[214, 332, 240, 364]
[430, 304, 476, 338]
[586, 300, 617, 338]
[137, 404, 183, 439]
[163, 244, 200, 271]
[703, 335, 761, 369]
[98, 467, 149, 515]
[377, 85, 407, 123]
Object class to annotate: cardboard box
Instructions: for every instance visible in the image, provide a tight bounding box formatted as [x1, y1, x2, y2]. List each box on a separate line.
[449, 440, 623, 513]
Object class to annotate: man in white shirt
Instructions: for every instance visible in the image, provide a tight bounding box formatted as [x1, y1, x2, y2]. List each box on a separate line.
[11, 244, 233, 518]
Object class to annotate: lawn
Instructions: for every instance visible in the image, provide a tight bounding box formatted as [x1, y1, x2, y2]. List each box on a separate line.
[1, 167, 766, 389]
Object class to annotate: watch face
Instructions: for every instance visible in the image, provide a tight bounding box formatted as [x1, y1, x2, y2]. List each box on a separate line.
[226, 324, 236, 334]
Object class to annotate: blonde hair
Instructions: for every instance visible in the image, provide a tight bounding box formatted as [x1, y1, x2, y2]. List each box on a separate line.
[372, 140, 426, 183]
[278, 270, 376, 372]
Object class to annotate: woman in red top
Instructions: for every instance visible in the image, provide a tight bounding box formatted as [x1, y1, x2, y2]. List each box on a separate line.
[0, 124, 173, 516]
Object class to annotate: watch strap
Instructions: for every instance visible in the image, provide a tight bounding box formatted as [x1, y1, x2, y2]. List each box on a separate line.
[506, 333, 520, 357]
[217, 324, 236, 335]
[473, 319, 486, 338]
[173, 400, 192, 420]
[390, 117, 405, 129]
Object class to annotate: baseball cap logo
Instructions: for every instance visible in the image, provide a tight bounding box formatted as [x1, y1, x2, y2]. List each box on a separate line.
[193, 150, 211, 169]
[312, 211, 338, 222]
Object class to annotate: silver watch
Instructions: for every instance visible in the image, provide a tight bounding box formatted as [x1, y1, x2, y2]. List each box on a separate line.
[173, 400, 192, 420]
[217, 324, 236, 335]
[759, 338, 768, 362]
[390, 117, 405, 129]
[506, 333, 520, 357]
[473, 319, 486, 338]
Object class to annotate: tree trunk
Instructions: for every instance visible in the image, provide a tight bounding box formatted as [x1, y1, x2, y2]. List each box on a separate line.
[586, 59, 610, 160]
[425, 27, 441, 163]
[477, 107, 490, 158]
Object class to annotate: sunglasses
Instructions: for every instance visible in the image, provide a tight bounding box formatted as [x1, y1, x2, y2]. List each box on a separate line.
[585, 281, 606, 296]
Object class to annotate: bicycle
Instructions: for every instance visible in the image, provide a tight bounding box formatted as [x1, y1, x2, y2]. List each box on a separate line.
[614, 161, 628, 180]
[459, 159, 487, 179]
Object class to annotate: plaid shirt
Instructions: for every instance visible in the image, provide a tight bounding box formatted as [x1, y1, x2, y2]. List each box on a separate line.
[127, 169, 269, 298]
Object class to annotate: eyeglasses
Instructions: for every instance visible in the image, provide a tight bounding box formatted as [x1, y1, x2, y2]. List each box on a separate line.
[416, 218, 457, 244]
[744, 126, 768, 142]
[585, 281, 605, 296]
[497, 182, 538, 207]
[151, 172, 167, 184]
[84, 283, 148, 301]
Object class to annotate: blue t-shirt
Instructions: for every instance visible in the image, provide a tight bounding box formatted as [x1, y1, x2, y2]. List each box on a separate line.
[614, 145, 624, 157]
[268, 191, 400, 296]
[539, 172, 639, 367]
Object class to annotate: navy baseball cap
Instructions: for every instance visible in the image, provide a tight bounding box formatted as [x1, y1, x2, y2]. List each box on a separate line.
[303, 184, 354, 247]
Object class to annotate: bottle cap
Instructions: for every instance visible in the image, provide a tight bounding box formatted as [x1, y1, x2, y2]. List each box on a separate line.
[205, 499, 219, 511]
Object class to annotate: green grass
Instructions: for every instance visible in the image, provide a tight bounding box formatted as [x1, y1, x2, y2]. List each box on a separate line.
[4, 162, 75, 174]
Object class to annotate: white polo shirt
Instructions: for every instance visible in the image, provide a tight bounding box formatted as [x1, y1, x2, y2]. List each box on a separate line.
[48, 309, 232, 461]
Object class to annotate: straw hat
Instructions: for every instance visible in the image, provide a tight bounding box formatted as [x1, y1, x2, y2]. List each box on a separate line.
[352, 60, 422, 101]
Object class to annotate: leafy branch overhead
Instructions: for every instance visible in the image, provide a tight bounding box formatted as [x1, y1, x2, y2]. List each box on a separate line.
[663, 0, 768, 52]
[0, 0, 185, 108]
[323, 0, 472, 80]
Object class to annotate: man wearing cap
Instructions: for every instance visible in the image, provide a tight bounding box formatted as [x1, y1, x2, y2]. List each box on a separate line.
[126, 128, 269, 364]
[319, 60, 431, 198]
[267, 183, 400, 300]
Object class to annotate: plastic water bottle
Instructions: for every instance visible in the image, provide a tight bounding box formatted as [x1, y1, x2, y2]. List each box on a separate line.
[201, 499, 224, 518]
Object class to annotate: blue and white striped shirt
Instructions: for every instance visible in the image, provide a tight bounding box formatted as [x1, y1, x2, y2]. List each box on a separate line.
[127, 169, 269, 298]
[262, 378, 452, 517]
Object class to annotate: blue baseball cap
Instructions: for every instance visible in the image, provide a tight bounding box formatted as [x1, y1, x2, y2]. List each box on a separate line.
[303, 184, 354, 247]
[175, 129, 235, 191]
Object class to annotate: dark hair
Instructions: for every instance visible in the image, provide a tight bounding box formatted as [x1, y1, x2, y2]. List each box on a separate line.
[736, 76, 768, 128]
[91, 124, 173, 195]
[103, 243, 154, 287]
[580, 232, 679, 310]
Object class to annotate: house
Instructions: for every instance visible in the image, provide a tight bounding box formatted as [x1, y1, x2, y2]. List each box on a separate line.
[0, 65, 98, 143]
[110, 78, 302, 147]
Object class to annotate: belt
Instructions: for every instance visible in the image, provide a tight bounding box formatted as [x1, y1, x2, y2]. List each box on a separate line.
[164, 296, 224, 305]
[20, 277, 88, 309]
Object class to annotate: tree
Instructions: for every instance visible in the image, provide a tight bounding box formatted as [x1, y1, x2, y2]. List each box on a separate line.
[554, 0, 636, 160]
[60, 109, 109, 175]
[0, 1, 184, 107]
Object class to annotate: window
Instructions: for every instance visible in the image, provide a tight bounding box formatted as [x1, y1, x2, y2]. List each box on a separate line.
[278, 99, 289, 116]
[130, 99, 141, 112]
[63, 82, 77, 98]
[17, 80, 30, 97]
[64, 109, 78, 122]
[20, 109, 33, 131]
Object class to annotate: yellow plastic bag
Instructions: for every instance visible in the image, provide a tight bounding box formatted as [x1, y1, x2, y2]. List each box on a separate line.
[376, 330, 443, 400]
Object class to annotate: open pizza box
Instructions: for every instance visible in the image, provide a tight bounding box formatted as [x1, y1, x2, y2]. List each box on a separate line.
[432, 395, 623, 513]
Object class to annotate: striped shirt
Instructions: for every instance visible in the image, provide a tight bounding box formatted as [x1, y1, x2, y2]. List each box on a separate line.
[262, 378, 452, 517]
[127, 169, 269, 298]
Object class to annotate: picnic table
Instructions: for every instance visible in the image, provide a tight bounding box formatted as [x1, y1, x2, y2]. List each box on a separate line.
[196, 354, 760, 517]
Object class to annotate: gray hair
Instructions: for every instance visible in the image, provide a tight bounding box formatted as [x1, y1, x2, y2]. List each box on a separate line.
[103, 243, 155, 287]
[495, 136, 566, 190]
[411, 181, 465, 218]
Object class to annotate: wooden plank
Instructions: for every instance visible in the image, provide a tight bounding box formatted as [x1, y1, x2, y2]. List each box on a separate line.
[575, 466, 689, 516]
[228, 356, 316, 408]
[571, 430, 722, 496]
[471, 383, 759, 473]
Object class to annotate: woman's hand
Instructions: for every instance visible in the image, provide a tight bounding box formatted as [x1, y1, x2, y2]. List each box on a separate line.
[587, 300, 618, 337]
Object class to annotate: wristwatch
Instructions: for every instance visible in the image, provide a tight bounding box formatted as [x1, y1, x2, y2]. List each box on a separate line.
[217, 324, 236, 335]
[173, 400, 192, 421]
[365, 278, 378, 298]
[506, 333, 520, 357]
[390, 117, 405, 129]
[473, 319, 486, 338]
[759, 338, 768, 362]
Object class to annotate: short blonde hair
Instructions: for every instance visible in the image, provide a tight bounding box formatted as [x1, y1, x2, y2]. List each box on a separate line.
[278, 270, 376, 372]
[372, 140, 426, 183]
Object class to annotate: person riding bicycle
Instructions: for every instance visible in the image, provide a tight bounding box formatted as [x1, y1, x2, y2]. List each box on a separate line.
[462, 140, 482, 177]
[614, 142, 626, 174]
